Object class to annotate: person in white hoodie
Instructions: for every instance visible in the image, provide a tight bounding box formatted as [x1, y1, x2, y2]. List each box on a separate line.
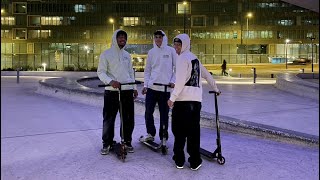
[140, 30, 176, 142]
[97, 29, 138, 155]
[167, 34, 220, 171]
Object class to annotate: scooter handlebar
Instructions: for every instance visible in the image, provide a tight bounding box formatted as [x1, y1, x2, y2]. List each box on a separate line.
[209, 91, 220, 94]
[153, 83, 171, 87]
[98, 80, 142, 87]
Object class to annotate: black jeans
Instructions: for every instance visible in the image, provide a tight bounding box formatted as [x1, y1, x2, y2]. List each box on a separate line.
[145, 88, 170, 140]
[102, 90, 134, 146]
[171, 101, 202, 167]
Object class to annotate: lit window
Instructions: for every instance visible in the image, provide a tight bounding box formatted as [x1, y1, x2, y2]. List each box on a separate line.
[277, 20, 294, 26]
[1, 30, 11, 38]
[123, 17, 140, 26]
[40, 30, 51, 38]
[1, 17, 15, 25]
[74, 4, 86, 13]
[41, 16, 63, 26]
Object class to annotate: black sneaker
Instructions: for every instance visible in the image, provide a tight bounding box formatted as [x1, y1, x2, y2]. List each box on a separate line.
[125, 142, 134, 153]
[100, 145, 110, 155]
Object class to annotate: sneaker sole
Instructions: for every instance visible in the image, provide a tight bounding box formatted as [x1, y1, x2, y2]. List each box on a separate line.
[190, 164, 202, 171]
[176, 166, 184, 169]
[100, 152, 109, 155]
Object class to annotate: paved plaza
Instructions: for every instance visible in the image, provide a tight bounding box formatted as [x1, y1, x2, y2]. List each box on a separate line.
[1, 70, 319, 180]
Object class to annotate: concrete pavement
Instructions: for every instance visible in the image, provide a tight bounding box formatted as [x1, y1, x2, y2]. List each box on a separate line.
[1, 76, 319, 180]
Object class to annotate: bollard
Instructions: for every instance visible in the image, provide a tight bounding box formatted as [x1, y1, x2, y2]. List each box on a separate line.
[133, 67, 136, 78]
[251, 67, 256, 83]
[271, 74, 274, 78]
[16, 67, 20, 84]
[239, 73, 241, 78]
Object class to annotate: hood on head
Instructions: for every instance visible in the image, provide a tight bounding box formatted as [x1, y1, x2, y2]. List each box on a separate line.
[173, 34, 190, 54]
[111, 29, 128, 49]
[153, 30, 168, 48]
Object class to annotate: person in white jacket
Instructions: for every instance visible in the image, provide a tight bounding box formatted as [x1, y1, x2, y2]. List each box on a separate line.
[140, 30, 176, 142]
[97, 29, 138, 155]
[167, 34, 220, 171]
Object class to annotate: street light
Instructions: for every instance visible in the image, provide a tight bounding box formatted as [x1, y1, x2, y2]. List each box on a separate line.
[183, 1, 187, 33]
[245, 12, 253, 65]
[309, 37, 315, 72]
[285, 39, 290, 69]
[42, 63, 47, 71]
[109, 18, 114, 32]
[66, 44, 71, 67]
[84, 45, 89, 70]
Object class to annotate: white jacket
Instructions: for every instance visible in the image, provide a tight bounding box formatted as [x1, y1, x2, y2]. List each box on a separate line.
[97, 29, 136, 91]
[169, 34, 219, 102]
[144, 30, 176, 92]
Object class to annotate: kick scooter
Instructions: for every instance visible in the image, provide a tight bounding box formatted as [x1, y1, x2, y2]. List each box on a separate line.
[99, 80, 141, 162]
[139, 83, 171, 155]
[199, 91, 225, 165]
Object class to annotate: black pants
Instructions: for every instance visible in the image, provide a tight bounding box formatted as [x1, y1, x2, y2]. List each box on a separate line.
[222, 69, 228, 76]
[102, 90, 134, 146]
[145, 88, 170, 140]
[171, 101, 202, 167]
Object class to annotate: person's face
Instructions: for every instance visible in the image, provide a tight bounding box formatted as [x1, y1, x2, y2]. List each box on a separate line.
[174, 42, 182, 55]
[117, 34, 127, 48]
[154, 35, 163, 47]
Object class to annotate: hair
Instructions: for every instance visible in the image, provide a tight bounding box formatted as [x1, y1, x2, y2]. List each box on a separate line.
[173, 38, 182, 44]
[154, 30, 165, 37]
[116, 30, 127, 39]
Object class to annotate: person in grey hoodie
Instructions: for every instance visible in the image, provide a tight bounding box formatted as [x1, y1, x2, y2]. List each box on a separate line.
[97, 29, 138, 155]
[140, 30, 177, 143]
[167, 34, 220, 171]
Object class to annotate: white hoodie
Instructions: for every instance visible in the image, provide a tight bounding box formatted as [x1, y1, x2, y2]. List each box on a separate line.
[97, 29, 136, 91]
[169, 34, 219, 102]
[144, 30, 177, 92]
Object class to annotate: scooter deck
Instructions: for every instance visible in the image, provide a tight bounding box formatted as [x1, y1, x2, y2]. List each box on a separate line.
[199, 147, 214, 159]
[139, 139, 160, 151]
[200, 147, 225, 165]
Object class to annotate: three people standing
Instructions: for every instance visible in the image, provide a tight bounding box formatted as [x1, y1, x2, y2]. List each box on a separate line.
[97, 29, 220, 171]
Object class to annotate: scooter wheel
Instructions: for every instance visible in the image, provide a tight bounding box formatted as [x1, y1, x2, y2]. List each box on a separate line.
[121, 155, 126, 162]
[217, 156, 225, 165]
[161, 146, 168, 155]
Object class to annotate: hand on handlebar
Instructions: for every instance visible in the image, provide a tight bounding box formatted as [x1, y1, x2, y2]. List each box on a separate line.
[141, 87, 147, 95]
[133, 90, 138, 99]
[167, 99, 174, 108]
[109, 80, 120, 89]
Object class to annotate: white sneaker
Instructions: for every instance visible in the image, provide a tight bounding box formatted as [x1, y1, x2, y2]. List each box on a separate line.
[176, 165, 184, 169]
[140, 134, 154, 142]
[190, 164, 202, 171]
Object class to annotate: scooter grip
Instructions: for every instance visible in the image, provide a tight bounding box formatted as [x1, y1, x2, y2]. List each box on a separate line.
[153, 83, 171, 87]
[209, 91, 219, 94]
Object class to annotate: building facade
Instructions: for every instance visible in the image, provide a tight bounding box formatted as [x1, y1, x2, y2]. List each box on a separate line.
[1, 0, 319, 70]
